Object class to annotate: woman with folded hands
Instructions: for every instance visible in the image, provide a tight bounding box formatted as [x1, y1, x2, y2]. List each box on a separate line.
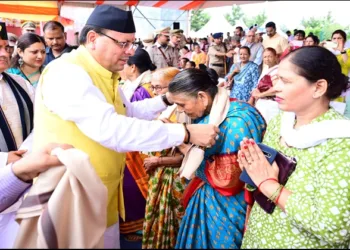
[238, 46, 350, 248]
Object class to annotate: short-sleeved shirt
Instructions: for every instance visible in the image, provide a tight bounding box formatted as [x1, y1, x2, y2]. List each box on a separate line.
[208, 44, 226, 65]
[146, 42, 177, 69]
[263, 33, 289, 55]
[44, 44, 77, 66]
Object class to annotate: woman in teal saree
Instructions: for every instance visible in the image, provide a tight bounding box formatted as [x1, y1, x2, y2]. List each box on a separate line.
[167, 68, 266, 249]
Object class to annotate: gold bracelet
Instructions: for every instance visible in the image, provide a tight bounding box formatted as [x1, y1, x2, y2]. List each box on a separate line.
[268, 184, 283, 203]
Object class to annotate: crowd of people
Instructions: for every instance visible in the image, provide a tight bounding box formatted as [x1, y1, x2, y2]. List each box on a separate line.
[0, 4, 350, 249]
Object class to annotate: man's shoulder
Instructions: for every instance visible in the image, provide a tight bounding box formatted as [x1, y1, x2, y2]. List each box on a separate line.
[149, 44, 159, 50]
[5, 72, 27, 84]
[43, 58, 86, 79]
[4, 72, 33, 94]
[66, 45, 78, 52]
[274, 33, 287, 41]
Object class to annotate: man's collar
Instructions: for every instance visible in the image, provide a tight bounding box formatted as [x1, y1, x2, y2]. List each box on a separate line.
[269, 33, 279, 39]
[46, 43, 69, 54]
[156, 41, 167, 49]
[245, 42, 255, 47]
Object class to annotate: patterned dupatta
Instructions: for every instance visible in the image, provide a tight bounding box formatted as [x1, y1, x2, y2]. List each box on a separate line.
[232, 61, 256, 84]
[0, 73, 33, 152]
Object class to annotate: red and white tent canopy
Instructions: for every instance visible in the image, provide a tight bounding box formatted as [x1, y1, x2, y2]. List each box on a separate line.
[62, 1, 262, 10]
[0, 1, 265, 21]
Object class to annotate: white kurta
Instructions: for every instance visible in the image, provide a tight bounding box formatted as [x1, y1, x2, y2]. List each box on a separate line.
[39, 62, 185, 153]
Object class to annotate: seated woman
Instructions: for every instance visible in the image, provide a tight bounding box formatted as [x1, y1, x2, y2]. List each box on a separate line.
[225, 46, 260, 102]
[249, 48, 280, 123]
[240, 46, 350, 248]
[280, 30, 305, 60]
[329, 30, 350, 118]
[250, 48, 279, 102]
[7, 33, 46, 88]
[142, 67, 190, 249]
[122, 47, 156, 101]
[304, 34, 320, 46]
[185, 61, 196, 69]
[191, 44, 206, 68]
[167, 68, 266, 249]
[119, 48, 156, 244]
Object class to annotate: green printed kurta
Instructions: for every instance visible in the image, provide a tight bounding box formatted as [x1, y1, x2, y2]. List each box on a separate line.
[242, 108, 350, 249]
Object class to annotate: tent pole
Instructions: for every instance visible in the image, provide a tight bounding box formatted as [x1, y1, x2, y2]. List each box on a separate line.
[134, 6, 156, 29]
[187, 10, 190, 37]
[40, 21, 44, 36]
[132, 1, 139, 14]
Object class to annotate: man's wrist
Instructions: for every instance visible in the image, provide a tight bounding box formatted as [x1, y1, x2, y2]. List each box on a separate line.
[12, 162, 34, 183]
[158, 156, 163, 166]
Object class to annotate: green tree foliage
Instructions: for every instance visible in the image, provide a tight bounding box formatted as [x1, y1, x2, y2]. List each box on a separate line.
[243, 11, 267, 28]
[190, 9, 211, 32]
[279, 24, 289, 33]
[301, 11, 350, 41]
[224, 5, 244, 26]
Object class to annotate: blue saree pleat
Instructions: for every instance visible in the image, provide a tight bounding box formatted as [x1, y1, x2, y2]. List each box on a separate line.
[175, 101, 266, 249]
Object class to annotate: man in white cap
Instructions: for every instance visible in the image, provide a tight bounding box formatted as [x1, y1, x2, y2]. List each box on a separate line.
[146, 27, 177, 69]
[33, 5, 219, 248]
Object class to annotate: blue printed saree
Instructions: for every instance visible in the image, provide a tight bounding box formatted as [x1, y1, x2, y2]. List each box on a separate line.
[175, 101, 266, 249]
[225, 62, 260, 101]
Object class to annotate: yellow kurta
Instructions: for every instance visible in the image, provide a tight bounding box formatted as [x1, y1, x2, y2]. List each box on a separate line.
[33, 46, 126, 227]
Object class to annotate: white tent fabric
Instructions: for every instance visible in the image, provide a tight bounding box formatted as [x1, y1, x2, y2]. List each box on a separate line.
[190, 14, 235, 38]
[61, 1, 265, 10]
[234, 18, 248, 31]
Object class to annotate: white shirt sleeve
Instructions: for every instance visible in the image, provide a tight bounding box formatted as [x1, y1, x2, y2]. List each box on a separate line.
[118, 86, 168, 121]
[41, 62, 185, 153]
[0, 152, 8, 167]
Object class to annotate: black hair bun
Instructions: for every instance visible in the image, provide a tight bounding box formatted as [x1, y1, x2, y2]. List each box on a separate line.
[206, 68, 219, 86]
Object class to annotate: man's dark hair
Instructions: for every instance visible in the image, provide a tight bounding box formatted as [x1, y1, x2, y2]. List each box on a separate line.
[79, 25, 105, 45]
[235, 26, 243, 32]
[265, 22, 276, 30]
[43, 21, 65, 33]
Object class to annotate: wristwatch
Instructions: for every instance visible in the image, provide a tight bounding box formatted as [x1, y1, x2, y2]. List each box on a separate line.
[341, 50, 347, 54]
[161, 94, 172, 106]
